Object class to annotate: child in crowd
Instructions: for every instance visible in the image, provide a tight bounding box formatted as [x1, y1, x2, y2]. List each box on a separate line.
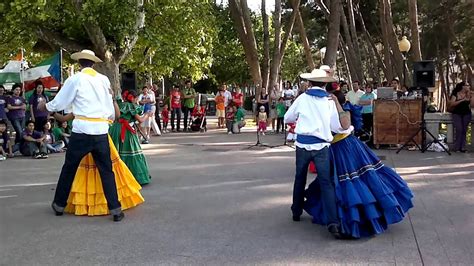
[257, 105, 267, 135]
[20, 120, 48, 159]
[53, 120, 71, 147]
[43, 120, 65, 153]
[225, 104, 235, 134]
[276, 97, 286, 134]
[190, 103, 207, 132]
[233, 105, 246, 133]
[215, 90, 225, 128]
[0, 120, 13, 161]
[161, 104, 170, 133]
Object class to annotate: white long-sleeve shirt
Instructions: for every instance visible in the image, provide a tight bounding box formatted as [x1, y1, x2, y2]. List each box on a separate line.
[284, 86, 343, 150]
[46, 68, 114, 135]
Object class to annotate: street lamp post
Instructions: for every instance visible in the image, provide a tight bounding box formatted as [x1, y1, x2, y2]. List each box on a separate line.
[398, 36, 411, 87]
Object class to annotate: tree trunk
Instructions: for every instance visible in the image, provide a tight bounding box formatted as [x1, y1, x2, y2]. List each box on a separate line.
[268, 0, 282, 91]
[408, 0, 422, 61]
[378, 0, 394, 81]
[339, 39, 359, 83]
[355, 5, 389, 80]
[229, 0, 262, 94]
[340, 9, 361, 82]
[268, 0, 299, 90]
[347, 0, 364, 81]
[295, 5, 315, 70]
[95, 56, 121, 92]
[381, 0, 405, 83]
[323, 0, 341, 67]
[262, 0, 270, 89]
[339, 43, 353, 85]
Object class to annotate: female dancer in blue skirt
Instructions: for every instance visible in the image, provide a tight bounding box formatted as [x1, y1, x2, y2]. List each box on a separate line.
[304, 91, 414, 239]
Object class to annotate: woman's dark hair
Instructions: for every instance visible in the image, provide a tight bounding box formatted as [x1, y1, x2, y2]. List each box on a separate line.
[78, 59, 94, 68]
[124, 90, 138, 103]
[34, 80, 46, 96]
[0, 119, 7, 126]
[12, 83, 22, 90]
[451, 82, 466, 97]
[0, 85, 5, 90]
[26, 120, 35, 127]
[333, 90, 346, 105]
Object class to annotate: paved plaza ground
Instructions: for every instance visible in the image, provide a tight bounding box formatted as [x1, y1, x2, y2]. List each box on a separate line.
[1, 122, 473, 265]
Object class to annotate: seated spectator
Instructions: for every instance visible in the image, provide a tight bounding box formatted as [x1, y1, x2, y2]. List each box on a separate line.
[190, 104, 207, 132]
[0, 120, 13, 160]
[43, 121, 65, 153]
[53, 120, 71, 146]
[20, 120, 48, 159]
[233, 105, 246, 134]
[0, 85, 8, 121]
[225, 104, 235, 134]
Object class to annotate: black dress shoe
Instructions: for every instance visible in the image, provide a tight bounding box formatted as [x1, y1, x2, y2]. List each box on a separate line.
[51, 203, 63, 216]
[328, 224, 342, 239]
[292, 216, 301, 222]
[113, 212, 125, 222]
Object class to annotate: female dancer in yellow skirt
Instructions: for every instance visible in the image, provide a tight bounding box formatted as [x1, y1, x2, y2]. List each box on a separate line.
[53, 111, 145, 216]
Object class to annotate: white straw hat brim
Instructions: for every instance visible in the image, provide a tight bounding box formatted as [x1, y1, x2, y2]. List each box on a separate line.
[71, 49, 103, 63]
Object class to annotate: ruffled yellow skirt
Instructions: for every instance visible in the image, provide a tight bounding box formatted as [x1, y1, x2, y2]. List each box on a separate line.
[65, 136, 145, 216]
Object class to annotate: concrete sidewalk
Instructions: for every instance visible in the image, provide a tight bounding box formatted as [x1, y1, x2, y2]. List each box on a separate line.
[0, 127, 473, 265]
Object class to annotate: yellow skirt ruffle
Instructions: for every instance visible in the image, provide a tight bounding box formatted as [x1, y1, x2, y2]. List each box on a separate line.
[65, 136, 145, 216]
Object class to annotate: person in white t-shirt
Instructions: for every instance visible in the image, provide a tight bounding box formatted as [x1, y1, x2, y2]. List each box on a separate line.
[346, 80, 364, 105]
[282, 85, 295, 109]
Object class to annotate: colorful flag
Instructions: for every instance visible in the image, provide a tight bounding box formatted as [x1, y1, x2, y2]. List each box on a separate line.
[0, 52, 23, 84]
[24, 52, 60, 90]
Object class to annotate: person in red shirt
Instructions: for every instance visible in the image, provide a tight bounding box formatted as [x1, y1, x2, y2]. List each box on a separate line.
[161, 104, 170, 133]
[170, 85, 182, 132]
[232, 87, 244, 107]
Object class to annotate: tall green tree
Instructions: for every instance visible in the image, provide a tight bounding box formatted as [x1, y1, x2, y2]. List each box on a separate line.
[0, 0, 216, 92]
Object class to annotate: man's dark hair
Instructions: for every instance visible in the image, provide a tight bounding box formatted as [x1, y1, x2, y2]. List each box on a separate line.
[353, 80, 360, 85]
[185, 80, 191, 84]
[0, 119, 7, 126]
[308, 80, 327, 88]
[78, 59, 95, 68]
[27, 120, 35, 126]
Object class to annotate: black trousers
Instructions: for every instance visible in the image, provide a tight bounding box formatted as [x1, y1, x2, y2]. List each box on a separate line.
[182, 106, 193, 130]
[53, 133, 121, 214]
[276, 117, 284, 133]
[170, 108, 181, 130]
[362, 113, 373, 134]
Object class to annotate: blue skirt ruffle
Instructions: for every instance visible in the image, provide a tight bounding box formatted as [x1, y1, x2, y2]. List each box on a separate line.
[304, 135, 414, 238]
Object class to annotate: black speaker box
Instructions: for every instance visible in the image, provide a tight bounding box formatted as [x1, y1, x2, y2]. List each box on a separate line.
[121, 72, 136, 91]
[413, 61, 435, 88]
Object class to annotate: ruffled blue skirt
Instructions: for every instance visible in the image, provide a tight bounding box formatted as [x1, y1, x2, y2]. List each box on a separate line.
[304, 135, 414, 238]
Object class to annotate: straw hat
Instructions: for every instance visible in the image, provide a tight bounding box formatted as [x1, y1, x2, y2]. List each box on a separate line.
[300, 65, 336, 83]
[70, 49, 103, 63]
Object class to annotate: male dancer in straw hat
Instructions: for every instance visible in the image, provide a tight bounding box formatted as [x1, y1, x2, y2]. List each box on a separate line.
[284, 66, 350, 238]
[38, 49, 124, 222]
